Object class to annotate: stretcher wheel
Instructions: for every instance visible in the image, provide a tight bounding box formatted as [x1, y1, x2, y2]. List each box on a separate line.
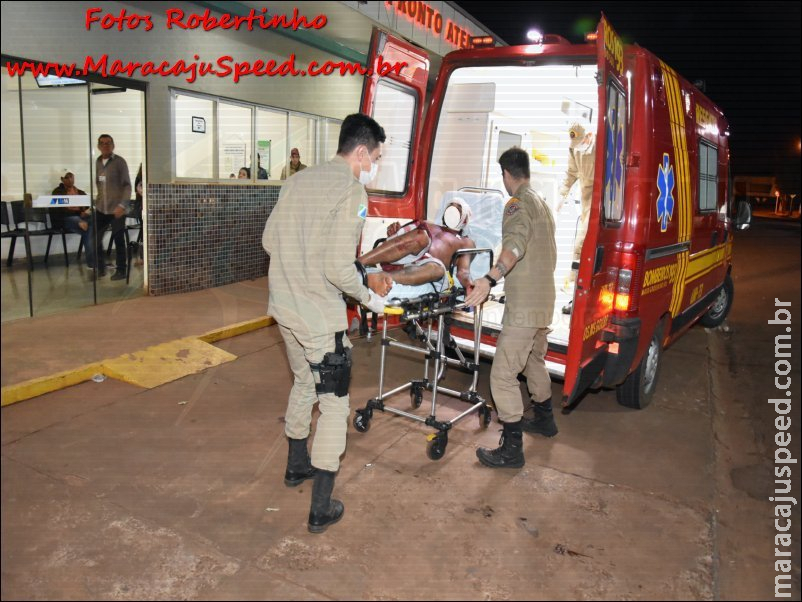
[426, 432, 448, 461]
[353, 411, 371, 433]
[410, 389, 423, 409]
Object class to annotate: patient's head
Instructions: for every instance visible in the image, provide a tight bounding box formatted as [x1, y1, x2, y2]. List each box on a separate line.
[442, 197, 472, 232]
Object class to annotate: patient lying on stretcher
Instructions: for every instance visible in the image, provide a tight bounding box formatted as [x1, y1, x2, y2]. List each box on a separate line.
[358, 198, 476, 298]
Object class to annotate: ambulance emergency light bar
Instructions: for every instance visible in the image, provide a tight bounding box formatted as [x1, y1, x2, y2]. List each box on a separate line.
[470, 36, 495, 48]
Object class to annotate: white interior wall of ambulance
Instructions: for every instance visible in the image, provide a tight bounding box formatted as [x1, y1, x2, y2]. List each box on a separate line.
[427, 64, 599, 346]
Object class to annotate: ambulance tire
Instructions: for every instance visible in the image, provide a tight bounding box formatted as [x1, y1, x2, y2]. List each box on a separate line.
[699, 275, 733, 328]
[616, 326, 663, 410]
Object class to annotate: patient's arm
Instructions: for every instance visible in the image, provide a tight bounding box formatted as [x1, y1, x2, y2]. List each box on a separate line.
[358, 226, 431, 266]
[390, 262, 446, 286]
[453, 238, 476, 290]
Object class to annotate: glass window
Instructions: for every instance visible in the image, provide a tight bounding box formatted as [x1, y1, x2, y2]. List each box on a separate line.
[2, 73, 24, 201]
[92, 84, 144, 188]
[367, 81, 416, 194]
[22, 74, 91, 201]
[256, 108, 286, 180]
[172, 91, 337, 181]
[603, 80, 627, 223]
[699, 140, 718, 212]
[288, 114, 316, 175]
[175, 94, 213, 178]
[218, 102, 252, 180]
[322, 119, 342, 162]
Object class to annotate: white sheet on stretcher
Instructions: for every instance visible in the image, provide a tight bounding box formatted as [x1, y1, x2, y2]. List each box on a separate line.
[370, 262, 452, 301]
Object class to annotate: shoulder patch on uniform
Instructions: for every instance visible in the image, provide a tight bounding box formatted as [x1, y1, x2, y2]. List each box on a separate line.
[505, 200, 520, 216]
[357, 204, 368, 220]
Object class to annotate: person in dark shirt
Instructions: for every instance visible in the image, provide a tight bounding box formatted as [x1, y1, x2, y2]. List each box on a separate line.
[257, 153, 268, 179]
[51, 168, 90, 249]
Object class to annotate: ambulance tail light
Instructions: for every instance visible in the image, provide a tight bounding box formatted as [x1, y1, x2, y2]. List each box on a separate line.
[615, 269, 632, 312]
[612, 247, 643, 318]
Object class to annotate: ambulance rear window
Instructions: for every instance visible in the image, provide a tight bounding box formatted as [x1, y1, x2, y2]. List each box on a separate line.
[603, 81, 627, 223]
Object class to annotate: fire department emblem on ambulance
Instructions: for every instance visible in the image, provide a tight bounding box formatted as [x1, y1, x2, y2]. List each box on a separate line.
[656, 153, 675, 232]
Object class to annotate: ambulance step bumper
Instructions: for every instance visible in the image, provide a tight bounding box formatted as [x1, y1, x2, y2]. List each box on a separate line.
[450, 335, 566, 379]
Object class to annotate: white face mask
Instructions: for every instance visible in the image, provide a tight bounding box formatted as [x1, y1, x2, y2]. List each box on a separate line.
[443, 205, 463, 230]
[359, 154, 378, 186]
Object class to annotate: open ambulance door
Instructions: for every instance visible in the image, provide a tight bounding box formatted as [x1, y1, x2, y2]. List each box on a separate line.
[358, 28, 430, 255]
[562, 15, 628, 407]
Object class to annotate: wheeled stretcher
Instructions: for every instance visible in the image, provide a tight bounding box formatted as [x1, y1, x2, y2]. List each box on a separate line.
[353, 249, 494, 460]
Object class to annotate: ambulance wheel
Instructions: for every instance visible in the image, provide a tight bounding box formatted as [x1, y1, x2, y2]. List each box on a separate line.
[699, 275, 733, 328]
[616, 327, 663, 410]
[411, 389, 423, 409]
[353, 411, 371, 433]
[427, 433, 448, 460]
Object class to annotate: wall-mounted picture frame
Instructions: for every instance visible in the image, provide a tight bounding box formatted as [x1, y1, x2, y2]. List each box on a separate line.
[192, 116, 206, 133]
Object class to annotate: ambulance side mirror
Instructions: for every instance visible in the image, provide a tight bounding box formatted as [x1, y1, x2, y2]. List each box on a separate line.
[734, 200, 752, 231]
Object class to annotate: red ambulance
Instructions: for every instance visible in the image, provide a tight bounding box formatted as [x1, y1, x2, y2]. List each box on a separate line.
[356, 16, 751, 411]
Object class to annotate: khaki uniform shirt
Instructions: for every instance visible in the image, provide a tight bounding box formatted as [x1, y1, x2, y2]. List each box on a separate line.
[263, 156, 370, 337]
[559, 134, 596, 224]
[501, 183, 557, 328]
[95, 154, 131, 215]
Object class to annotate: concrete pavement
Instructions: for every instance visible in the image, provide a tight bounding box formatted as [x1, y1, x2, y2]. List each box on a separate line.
[2, 219, 800, 600]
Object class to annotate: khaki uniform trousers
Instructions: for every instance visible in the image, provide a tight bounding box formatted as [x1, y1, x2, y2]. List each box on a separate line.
[490, 325, 552, 423]
[278, 325, 352, 472]
[566, 195, 592, 287]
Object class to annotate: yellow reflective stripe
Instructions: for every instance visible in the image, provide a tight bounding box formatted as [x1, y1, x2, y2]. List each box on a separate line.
[685, 244, 728, 285]
[661, 61, 691, 317]
[686, 244, 727, 280]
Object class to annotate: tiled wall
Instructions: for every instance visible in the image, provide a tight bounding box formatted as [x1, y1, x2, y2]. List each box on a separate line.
[146, 183, 281, 296]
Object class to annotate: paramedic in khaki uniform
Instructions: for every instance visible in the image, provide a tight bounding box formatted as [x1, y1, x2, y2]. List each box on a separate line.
[464, 147, 558, 468]
[262, 114, 391, 533]
[557, 122, 596, 313]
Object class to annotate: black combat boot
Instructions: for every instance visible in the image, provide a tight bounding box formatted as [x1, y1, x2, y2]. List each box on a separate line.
[475, 420, 525, 468]
[521, 398, 558, 437]
[284, 437, 316, 487]
[307, 469, 344, 534]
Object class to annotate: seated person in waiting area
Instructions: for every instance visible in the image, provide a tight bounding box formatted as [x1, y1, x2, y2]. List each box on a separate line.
[51, 168, 90, 247]
[358, 198, 476, 296]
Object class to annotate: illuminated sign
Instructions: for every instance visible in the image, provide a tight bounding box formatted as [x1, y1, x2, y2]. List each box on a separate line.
[602, 17, 623, 75]
[385, 1, 476, 49]
[695, 104, 718, 137]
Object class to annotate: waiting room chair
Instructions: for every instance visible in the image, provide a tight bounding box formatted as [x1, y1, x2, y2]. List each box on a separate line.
[45, 209, 83, 267]
[1, 200, 32, 268]
[106, 212, 142, 258]
[11, 194, 69, 268]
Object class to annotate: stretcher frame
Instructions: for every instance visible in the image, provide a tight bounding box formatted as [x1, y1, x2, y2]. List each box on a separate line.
[353, 249, 494, 460]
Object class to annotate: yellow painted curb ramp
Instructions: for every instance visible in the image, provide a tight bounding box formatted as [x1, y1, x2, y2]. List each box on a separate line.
[101, 337, 237, 389]
[1, 316, 274, 406]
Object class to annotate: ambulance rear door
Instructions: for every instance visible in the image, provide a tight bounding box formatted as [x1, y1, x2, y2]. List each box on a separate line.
[562, 15, 629, 406]
[359, 29, 430, 254]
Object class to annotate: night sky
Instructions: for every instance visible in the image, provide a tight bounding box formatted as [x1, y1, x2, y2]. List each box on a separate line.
[454, 1, 801, 192]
